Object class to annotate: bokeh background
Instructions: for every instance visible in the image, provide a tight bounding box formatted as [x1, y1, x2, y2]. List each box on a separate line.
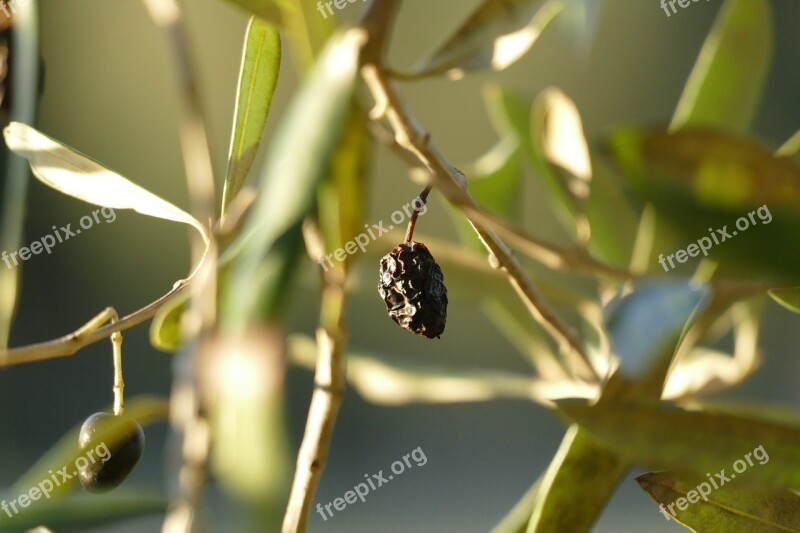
[1, 0, 799, 531]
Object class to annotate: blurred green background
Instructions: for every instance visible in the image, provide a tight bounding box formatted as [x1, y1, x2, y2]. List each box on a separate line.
[1, 0, 799, 531]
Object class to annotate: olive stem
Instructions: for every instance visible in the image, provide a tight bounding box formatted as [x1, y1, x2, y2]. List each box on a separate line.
[404, 185, 432, 243]
[111, 322, 124, 416]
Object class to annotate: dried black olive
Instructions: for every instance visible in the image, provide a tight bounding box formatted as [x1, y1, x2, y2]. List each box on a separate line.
[378, 241, 447, 339]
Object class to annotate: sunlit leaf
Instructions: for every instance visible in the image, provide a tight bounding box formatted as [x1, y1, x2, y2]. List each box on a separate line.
[530, 87, 592, 242]
[558, 400, 800, 490]
[410, 0, 564, 79]
[288, 335, 597, 406]
[527, 425, 627, 532]
[671, 0, 772, 133]
[149, 291, 188, 352]
[451, 136, 522, 252]
[3, 122, 209, 244]
[222, 17, 281, 213]
[637, 470, 800, 531]
[221, 29, 365, 328]
[768, 287, 800, 314]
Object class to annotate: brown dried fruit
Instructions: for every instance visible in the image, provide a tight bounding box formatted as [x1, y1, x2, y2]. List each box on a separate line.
[378, 241, 447, 339]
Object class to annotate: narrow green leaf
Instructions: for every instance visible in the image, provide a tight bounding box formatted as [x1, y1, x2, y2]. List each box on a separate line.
[559, 400, 800, 490]
[149, 291, 188, 351]
[316, 104, 371, 270]
[451, 138, 522, 252]
[410, 0, 563, 79]
[222, 17, 281, 213]
[637, 470, 800, 532]
[221, 29, 365, 328]
[0, 492, 166, 532]
[583, 158, 640, 266]
[671, 0, 772, 133]
[3, 122, 209, 244]
[768, 288, 800, 314]
[527, 425, 628, 532]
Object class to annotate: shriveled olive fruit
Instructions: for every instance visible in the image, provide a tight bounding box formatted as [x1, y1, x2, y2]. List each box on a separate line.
[378, 241, 447, 339]
[78, 412, 145, 493]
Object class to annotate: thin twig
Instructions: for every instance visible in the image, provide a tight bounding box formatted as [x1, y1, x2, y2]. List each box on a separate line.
[0, 280, 189, 366]
[282, 220, 348, 533]
[405, 185, 432, 242]
[359, 0, 598, 382]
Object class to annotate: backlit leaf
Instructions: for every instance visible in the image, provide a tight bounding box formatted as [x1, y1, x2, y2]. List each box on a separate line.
[222, 17, 281, 213]
[3, 122, 209, 244]
[410, 0, 563, 79]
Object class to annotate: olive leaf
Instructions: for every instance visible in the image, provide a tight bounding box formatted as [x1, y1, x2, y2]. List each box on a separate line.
[530, 87, 592, 243]
[221, 17, 281, 213]
[409, 0, 564, 79]
[670, 0, 772, 133]
[526, 426, 627, 532]
[606, 126, 800, 280]
[3, 122, 210, 245]
[221, 29, 365, 328]
[637, 470, 800, 532]
[558, 400, 800, 490]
